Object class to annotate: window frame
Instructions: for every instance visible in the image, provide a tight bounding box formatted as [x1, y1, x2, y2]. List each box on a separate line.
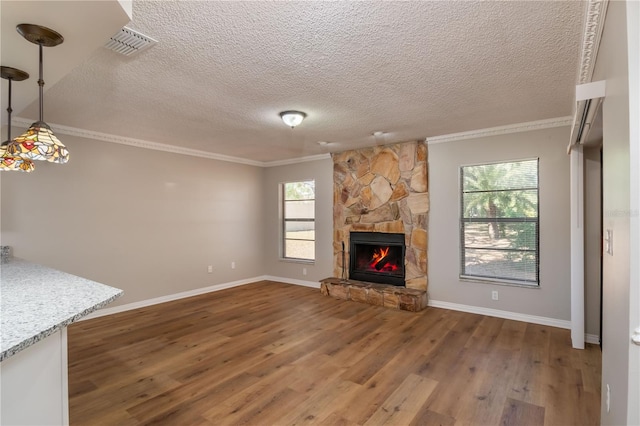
[459, 158, 540, 286]
[280, 179, 316, 263]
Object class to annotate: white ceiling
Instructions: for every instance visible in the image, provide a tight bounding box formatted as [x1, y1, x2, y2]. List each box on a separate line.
[3, 1, 586, 163]
[0, 1, 130, 126]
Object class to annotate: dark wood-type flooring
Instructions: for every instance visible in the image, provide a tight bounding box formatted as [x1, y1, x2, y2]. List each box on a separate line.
[68, 281, 601, 425]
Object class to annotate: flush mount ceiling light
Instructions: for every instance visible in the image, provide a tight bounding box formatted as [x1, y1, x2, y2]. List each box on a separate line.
[373, 130, 389, 145]
[0, 66, 35, 172]
[279, 110, 307, 128]
[7, 24, 69, 164]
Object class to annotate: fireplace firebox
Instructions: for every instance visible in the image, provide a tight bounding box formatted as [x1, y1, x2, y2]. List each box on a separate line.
[349, 232, 405, 286]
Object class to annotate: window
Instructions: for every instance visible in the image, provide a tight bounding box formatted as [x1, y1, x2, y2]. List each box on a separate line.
[282, 180, 315, 261]
[460, 159, 539, 285]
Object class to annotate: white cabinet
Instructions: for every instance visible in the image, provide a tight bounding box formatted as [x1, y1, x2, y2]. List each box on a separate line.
[0, 329, 69, 426]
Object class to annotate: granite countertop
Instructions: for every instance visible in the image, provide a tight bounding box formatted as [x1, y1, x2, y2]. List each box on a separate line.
[0, 258, 123, 362]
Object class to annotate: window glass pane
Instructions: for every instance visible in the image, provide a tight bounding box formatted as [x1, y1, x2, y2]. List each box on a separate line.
[284, 200, 315, 219]
[282, 180, 315, 261]
[460, 159, 539, 285]
[285, 240, 315, 260]
[463, 249, 537, 282]
[285, 221, 315, 241]
[284, 181, 315, 200]
[462, 189, 538, 219]
[463, 222, 537, 250]
[462, 160, 538, 192]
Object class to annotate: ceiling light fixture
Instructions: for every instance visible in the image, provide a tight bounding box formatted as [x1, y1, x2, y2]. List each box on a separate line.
[373, 130, 389, 145]
[7, 24, 69, 164]
[1, 66, 35, 172]
[279, 110, 307, 128]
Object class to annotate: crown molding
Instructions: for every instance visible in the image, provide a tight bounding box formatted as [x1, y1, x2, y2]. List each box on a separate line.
[11, 117, 265, 167]
[10, 114, 572, 164]
[263, 153, 331, 167]
[578, 0, 609, 85]
[11, 117, 333, 168]
[425, 116, 572, 145]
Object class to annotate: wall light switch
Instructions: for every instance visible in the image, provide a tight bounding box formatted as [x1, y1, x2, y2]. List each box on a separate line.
[605, 229, 613, 255]
[207, 265, 213, 273]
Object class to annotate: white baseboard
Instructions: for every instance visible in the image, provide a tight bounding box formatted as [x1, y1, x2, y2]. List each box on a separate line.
[428, 299, 571, 328]
[585, 334, 601, 345]
[428, 299, 601, 344]
[83, 275, 320, 320]
[83, 281, 601, 346]
[83, 276, 267, 320]
[263, 276, 321, 289]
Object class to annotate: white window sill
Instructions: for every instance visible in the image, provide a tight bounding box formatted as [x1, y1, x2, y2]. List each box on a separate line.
[279, 258, 315, 265]
[459, 275, 539, 289]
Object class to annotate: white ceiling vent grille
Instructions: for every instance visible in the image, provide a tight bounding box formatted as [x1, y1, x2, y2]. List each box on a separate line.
[105, 27, 157, 56]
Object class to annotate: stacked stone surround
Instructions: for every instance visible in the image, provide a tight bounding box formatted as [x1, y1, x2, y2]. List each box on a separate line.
[332, 141, 429, 291]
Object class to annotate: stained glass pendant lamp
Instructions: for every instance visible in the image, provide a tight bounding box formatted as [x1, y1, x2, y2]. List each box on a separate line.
[1, 66, 35, 172]
[7, 24, 69, 164]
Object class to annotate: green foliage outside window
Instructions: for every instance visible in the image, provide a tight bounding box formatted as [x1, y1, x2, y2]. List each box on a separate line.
[284, 181, 315, 201]
[461, 159, 539, 284]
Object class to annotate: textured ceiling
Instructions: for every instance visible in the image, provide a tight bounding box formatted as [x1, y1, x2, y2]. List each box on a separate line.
[0, 1, 129, 127]
[14, 1, 585, 163]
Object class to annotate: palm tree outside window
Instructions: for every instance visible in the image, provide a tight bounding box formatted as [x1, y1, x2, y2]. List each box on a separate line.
[460, 159, 539, 285]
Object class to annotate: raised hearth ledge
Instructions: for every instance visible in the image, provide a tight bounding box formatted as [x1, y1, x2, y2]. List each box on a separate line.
[320, 277, 428, 312]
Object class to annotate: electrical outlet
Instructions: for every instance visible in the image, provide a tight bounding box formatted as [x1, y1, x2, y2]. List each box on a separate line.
[606, 384, 610, 413]
[491, 290, 499, 301]
[231, 261, 236, 269]
[207, 265, 213, 273]
[302, 267, 307, 276]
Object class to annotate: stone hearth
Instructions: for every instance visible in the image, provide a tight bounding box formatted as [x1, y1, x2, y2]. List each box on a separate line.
[331, 141, 429, 290]
[320, 278, 428, 312]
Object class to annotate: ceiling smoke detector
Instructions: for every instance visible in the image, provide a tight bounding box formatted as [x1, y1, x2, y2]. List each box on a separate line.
[105, 26, 157, 56]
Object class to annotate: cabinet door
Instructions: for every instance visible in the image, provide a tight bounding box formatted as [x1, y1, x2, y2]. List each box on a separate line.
[1, 329, 68, 425]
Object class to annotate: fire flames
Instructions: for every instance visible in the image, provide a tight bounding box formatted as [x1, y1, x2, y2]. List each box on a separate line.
[369, 247, 398, 272]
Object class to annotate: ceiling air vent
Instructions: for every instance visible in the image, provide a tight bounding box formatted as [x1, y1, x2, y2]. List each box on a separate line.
[105, 27, 157, 56]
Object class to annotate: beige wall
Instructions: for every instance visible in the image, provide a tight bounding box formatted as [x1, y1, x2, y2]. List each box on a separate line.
[592, 1, 634, 424]
[428, 126, 572, 321]
[262, 157, 334, 282]
[584, 147, 602, 338]
[626, 2, 640, 423]
[0, 134, 265, 306]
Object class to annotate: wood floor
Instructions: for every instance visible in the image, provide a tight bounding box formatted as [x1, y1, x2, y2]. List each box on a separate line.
[68, 281, 601, 425]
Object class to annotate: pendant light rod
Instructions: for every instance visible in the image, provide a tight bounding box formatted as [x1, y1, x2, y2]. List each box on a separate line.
[1, 66, 29, 143]
[15, 24, 63, 121]
[8, 24, 69, 165]
[7, 73, 13, 141]
[38, 43, 44, 122]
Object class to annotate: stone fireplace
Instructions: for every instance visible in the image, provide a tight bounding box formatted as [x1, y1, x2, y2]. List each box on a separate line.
[321, 141, 428, 311]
